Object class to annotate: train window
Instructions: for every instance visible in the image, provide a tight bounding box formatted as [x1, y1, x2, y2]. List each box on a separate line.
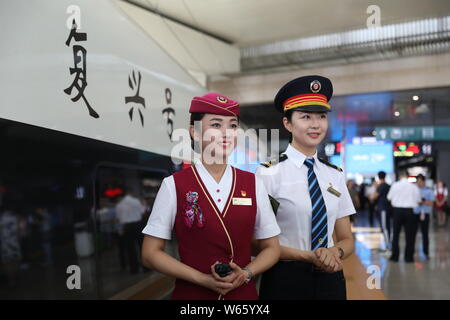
[0, 119, 178, 299]
[94, 164, 176, 299]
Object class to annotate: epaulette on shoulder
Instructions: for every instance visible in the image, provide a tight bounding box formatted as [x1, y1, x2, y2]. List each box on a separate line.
[318, 157, 343, 172]
[261, 153, 288, 168]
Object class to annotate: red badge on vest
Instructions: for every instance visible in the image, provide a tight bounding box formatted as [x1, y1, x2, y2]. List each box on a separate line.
[183, 191, 205, 229]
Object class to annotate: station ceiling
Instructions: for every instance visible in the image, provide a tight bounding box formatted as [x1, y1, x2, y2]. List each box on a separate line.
[127, 0, 450, 46]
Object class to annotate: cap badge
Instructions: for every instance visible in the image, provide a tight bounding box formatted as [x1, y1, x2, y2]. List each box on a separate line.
[310, 80, 321, 93]
[216, 96, 228, 104]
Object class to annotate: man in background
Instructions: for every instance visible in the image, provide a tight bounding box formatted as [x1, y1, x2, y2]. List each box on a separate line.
[115, 189, 145, 274]
[414, 174, 434, 260]
[373, 171, 391, 252]
[365, 177, 378, 227]
[387, 171, 421, 263]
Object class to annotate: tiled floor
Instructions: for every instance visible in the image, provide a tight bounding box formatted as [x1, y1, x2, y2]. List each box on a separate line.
[352, 211, 450, 299]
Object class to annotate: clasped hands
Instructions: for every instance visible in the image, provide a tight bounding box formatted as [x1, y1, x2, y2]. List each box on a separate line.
[202, 261, 249, 296]
[309, 247, 343, 273]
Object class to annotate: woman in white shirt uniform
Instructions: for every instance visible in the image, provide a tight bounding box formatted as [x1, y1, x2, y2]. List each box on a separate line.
[141, 93, 280, 300]
[256, 75, 355, 300]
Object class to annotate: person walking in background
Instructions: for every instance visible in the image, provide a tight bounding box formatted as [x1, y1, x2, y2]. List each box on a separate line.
[435, 180, 448, 227]
[346, 180, 360, 224]
[387, 171, 421, 263]
[373, 171, 392, 252]
[0, 205, 22, 288]
[358, 182, 367, 214]
[35, 207, 53, 266]
[414, 174, 434, 259]
[115, 190, 145, 274]
[365, 178, 378, 227]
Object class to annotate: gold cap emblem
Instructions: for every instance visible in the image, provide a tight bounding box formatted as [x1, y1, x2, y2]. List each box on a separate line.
[216, 96, 228, 103]
[310, 80, 321, 93]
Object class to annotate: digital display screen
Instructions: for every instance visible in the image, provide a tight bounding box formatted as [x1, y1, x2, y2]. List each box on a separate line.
[393, 141, 432, 157]
[345, 143, 394, 174]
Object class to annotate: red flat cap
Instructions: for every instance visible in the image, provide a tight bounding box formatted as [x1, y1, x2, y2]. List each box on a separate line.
[189, 93, 240, 116]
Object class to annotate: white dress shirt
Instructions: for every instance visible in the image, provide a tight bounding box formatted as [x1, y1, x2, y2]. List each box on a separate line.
[142, 163, 281, 240]
[115, 195, 145, 224]
[387, 178, 421, 209]
[256, 144, 356, 252]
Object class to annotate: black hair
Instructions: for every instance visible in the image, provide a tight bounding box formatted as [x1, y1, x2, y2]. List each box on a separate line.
[416, 174, 426, 181]
[283, 109, 328, 122]
[190, 113, 206, 151]
[284, 109, 295, 122]
[378, 171, 386, 180]
[283, 109, 295, 142]
[398, 170, 408, 179]
[190, 112, 206, 126]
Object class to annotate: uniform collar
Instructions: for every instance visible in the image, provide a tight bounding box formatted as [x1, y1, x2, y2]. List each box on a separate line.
[195, 163, 231, 186]
[285, 144, 318, 169]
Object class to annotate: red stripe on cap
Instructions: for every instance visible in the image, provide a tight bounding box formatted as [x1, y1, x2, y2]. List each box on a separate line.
[283, 94, 327, 108]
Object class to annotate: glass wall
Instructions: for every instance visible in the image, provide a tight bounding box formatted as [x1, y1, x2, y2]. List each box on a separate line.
[0, 118, 176, 299]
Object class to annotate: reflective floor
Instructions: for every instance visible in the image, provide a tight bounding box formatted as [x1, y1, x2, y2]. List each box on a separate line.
[2, 207, 449, 299]
[353, 211, 450, 299]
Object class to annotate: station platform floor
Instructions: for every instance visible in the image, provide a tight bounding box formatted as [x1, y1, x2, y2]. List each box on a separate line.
[349, 211, 450, 299]
[1, 210, 449, 300]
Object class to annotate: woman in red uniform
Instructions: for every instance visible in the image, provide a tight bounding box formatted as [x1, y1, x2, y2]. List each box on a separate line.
[141, 93, 280, 300]
[435, 180, 448, 227]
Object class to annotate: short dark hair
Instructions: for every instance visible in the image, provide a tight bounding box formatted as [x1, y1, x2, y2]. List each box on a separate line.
[283, 109, 328, 122]
[378, 171, 386, 180]
[416, 174, 425, 181]
[190, 112, 206, 126]
[398, 170, 408, 178]
[283, 110, 294, 143]
[284, 109, 295, 122]
[190, 113, 206, 150]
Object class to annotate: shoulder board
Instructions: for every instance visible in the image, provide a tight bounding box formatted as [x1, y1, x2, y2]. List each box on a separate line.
[318, 157, 343, 172]
[261, 153, 288, 168]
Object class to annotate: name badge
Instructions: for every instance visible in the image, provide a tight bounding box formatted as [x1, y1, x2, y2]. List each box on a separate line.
[327, 184, 341, 197]
[232, 197, 252, 206]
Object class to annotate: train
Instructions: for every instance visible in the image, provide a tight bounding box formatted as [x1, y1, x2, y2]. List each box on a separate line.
[0, 0, 205, 299]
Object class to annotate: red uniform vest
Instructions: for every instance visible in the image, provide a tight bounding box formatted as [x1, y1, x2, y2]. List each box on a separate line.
[171, 165, 258, 300]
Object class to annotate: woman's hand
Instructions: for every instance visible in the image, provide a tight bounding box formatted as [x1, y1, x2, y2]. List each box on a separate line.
[209, 262, 249, 296]
[312, 248, 342, 273]
[199, 269, 234, 296]
[228, 262, 250, 289]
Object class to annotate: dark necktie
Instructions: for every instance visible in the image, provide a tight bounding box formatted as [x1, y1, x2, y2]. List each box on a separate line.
[304, 158, 328, 250]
